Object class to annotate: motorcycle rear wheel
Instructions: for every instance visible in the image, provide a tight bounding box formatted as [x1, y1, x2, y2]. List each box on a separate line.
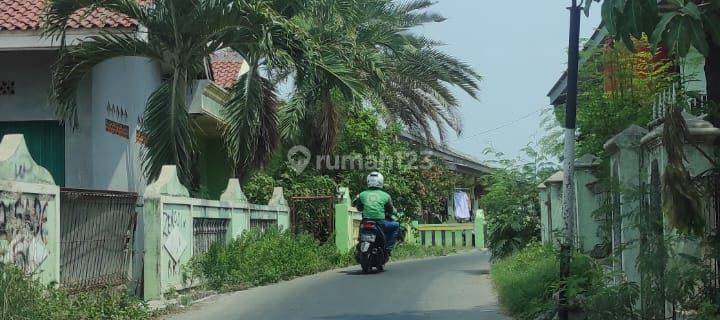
[361, 263, 370, 274]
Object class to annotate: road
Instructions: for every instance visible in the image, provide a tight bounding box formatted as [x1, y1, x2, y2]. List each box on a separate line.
[169, 250, 507, 320]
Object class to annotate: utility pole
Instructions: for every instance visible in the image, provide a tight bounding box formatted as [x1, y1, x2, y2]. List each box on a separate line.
[559, 1, 581, 320]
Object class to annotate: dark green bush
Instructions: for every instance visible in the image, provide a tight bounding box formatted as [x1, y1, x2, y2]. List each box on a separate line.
[0, 264, 149, 320]
[189, 227, 352, 290]
[490, 243, 604, 320]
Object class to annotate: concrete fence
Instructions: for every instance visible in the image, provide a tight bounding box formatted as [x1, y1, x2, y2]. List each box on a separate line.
[142, 165, 290, 300]
[0, 135, 290, 301]
[539, 112, 720, 284]
[0, 134, 61, 285]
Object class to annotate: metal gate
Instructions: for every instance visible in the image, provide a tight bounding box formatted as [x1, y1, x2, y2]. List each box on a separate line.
[289, 195, 334, 243]
[60, 188, 137, 292]
[193, 218, 229, 256]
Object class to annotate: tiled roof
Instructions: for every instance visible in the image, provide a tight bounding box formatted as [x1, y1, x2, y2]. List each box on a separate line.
[0, 0, 137, 31]
[210, 59, 244, 89]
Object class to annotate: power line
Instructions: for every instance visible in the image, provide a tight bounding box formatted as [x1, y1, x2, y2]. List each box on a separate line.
[455, 107, 552, 141]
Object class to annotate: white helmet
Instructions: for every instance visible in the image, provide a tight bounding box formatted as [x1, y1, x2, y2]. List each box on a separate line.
[367, 172, 384, 188]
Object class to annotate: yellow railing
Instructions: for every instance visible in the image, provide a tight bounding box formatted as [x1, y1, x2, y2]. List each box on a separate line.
[416, 223, 475, 247]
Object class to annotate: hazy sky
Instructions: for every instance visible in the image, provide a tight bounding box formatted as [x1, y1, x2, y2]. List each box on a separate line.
[418, 1, 601, 161]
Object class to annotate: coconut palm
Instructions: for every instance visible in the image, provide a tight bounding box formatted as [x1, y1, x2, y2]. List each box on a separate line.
[280, 0, 481, 154]
[44, 0, 352, 183]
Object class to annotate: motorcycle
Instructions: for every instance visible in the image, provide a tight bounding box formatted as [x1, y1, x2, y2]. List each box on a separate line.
[355, 219, 390, 273]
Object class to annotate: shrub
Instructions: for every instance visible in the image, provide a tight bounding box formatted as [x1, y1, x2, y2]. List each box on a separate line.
[189, 227, 352, 290]
[490, 243, 604, 319]
[0, 263, 149, 320]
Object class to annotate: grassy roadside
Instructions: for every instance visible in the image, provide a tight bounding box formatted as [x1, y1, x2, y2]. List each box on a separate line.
[1, 228, 461, 320]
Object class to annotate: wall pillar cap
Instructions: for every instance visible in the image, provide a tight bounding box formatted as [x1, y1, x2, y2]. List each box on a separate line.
[537, 182, 548, 189]
[575, 154, 600, 169]
[268, 187, 288, 207]
[0, 134, 55, 185]
[144, 165, 189, 198]
[604, 125, 648, 153]
[641, 112, 720, 145]
[544, 171, 564, 185]
[220, 178, 248, 204]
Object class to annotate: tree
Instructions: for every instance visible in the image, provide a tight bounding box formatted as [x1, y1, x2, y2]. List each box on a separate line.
[280, 0, 482, 155]
[44, 0, 354, 184]
[595, 0, 720, 107]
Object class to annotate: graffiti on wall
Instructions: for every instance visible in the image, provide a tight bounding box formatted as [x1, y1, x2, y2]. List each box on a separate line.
[162, 209, 188, 279]
[0, 192, 49, 274]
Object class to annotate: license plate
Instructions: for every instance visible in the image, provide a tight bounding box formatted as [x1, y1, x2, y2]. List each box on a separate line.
[360, 234, 376, 242]
[360, 242, 371, 252]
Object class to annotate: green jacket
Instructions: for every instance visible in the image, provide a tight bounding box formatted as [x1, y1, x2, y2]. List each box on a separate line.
[354, 188, 394, 220]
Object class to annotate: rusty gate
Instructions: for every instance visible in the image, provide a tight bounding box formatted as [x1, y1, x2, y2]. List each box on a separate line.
[59, 188, 137, 292]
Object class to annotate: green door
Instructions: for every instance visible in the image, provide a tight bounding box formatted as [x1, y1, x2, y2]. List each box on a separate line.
[0, 121, 65, 186]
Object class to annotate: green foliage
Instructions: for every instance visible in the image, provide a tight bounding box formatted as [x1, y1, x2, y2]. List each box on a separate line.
[599, 0, 720, 58]
[543, 38, 673, 160]
[491, 243, 605, 320]
[481, 145, 556, 260]
[187, 227, 352, 290]
[0, 264, 149, 320]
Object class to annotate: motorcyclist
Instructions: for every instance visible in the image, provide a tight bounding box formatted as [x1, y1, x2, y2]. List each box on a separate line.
[353, 172, 400, 251]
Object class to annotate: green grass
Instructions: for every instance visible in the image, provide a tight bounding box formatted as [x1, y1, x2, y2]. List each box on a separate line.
[490, 243, 604, 319]
[0, 264, 150, 320]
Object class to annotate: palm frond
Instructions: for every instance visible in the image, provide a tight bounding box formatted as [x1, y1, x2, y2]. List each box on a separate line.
[142, 72, 197, 185]
[222, 61, 280, 175]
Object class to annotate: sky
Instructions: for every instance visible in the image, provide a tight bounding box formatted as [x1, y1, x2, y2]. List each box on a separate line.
[417, 1, 601, 162]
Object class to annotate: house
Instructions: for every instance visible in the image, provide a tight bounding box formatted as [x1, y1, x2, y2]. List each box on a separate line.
[0, 0, 243, 197]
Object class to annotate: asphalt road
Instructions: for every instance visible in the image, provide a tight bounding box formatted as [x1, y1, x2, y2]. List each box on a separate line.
[169, 250, 507, 320]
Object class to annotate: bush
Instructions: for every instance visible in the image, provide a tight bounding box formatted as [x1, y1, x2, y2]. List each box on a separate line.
[188, 227, 352, 290]
[490, 243, 604, 320]
[391, 243, 457, 260]
[0, 264, 149, 320]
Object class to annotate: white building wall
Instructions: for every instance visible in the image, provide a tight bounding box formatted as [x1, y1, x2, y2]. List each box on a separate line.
[0, 51, 161, 193]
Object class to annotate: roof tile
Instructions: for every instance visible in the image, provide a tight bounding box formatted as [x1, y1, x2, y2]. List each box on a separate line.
[0, 0, 137, 31]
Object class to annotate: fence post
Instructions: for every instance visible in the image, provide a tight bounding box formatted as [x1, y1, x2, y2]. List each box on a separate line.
[268, 187, 290, 230]
[574, 154, 602, 252]
[474, 209, 485, 249]
[538, 182, 550, 244]
[0, 134, 60, 285]
[221, 178, 250, 239]
[544, 171, 565, 245]
[604, 125, 647, 283]
[334, 187, 353, 253]
[143, 165, 191, 301]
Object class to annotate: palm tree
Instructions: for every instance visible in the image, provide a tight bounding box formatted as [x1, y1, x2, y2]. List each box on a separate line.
[44, 0, 353, 184]
[280, 0, 481, 154]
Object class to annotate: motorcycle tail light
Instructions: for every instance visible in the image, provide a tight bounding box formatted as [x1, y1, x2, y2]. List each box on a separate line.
[362, 221, 376, 230]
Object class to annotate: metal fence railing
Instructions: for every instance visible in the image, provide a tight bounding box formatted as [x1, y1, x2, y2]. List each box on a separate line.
[192, 218, 229, 256]
[59, 188, 137, 292]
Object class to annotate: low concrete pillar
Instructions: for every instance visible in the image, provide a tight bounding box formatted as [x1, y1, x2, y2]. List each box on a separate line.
[604, 125, 647, 283]
[334, 187, 353, 253]
[474, 209, 485, 248]
[543, 171, 564, 244]
[574, 154, 602, 252]
[221, 178, 250, 238]
[0, 134, 61, 285]
[538, 182, 550, 244]
[268, 187, 290, 230]
[143, 165, 191, 301]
